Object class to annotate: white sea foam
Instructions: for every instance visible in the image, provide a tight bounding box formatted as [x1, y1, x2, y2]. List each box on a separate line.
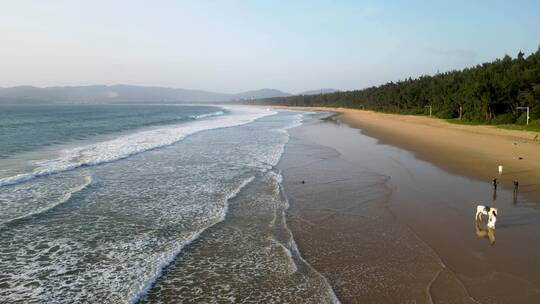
[128, 175, 256, 304]
[284, 113, 304, 130]
[275, 172, 341, 304]
[0, 107, 317, 303]
[0, 106, 275, 188]
[189, 110, 224, 119]
[1, 175, 93, 225]
[129, 110, 302, 302]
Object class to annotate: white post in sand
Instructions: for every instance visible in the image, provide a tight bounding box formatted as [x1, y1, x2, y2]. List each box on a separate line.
[425, 105, 432, 118]
[498, 165, 503, 175]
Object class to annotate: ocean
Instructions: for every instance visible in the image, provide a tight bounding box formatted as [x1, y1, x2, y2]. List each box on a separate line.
[0, 104, 338, 303]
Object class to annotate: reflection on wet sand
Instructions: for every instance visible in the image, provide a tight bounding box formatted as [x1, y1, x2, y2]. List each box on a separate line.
[283, 113, 540, 302]
[475, 221, 496, 245]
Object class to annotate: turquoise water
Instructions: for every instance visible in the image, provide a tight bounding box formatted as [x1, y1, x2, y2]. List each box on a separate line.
[0, 105, 337, 303]
[0, 105, 222, 159]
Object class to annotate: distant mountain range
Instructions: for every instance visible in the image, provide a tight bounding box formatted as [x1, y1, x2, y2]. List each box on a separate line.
[0, 85, 293, 104]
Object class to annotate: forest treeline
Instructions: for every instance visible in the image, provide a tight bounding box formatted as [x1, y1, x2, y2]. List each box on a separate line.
[258, 47, 540, 126]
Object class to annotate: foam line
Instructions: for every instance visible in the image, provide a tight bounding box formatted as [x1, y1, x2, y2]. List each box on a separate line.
[130, 110, 306, 303]
[0, 106, 275, 189]
[127, 176, 256, 304]
[275, 172, 341, 304]
[2, 175, 93, 225]
[189, 110, 224, 119]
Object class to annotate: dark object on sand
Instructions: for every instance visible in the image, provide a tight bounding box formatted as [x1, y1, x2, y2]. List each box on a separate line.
[301, 180, 305, 184]
[492, 178, 497, 190]
[513, 180, 519, 204]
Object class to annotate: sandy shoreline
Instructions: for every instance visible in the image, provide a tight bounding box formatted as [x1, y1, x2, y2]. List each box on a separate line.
[277, 106, 540, 201]
[278, 112, 540, 303]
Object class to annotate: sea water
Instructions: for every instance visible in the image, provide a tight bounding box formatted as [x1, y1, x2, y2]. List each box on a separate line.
[0, 104, 337, 303]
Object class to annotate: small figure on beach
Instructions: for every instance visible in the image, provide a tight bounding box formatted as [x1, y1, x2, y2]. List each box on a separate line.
[498, 165, 503, 175]
[301, 180, 305, 184]
[492, 178, 497, 190]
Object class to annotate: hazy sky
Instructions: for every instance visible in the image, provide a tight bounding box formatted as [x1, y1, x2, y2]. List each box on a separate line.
[1, 0, 539, 93]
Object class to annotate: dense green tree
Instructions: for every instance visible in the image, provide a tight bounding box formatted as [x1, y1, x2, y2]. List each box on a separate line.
[258, 47, 540, 124]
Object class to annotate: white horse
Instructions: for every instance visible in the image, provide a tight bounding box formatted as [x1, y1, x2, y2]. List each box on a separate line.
[475, 205, 498, 228]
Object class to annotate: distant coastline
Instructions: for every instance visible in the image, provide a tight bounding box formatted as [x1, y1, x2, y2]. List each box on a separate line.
[258, 47, 540, 132]
[0, 85, 292, 104]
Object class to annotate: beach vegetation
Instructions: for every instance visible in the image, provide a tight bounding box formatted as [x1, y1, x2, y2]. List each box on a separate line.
[259, 46, 540, 128]
[492, 113, 516, 125]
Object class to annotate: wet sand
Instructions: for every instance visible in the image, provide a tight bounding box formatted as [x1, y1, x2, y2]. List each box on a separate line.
[278, 113, 540, 303]
[278, 107, 540, 202]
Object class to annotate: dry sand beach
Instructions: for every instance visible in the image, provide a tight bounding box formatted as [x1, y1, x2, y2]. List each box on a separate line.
[277, 109, 540, 303]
